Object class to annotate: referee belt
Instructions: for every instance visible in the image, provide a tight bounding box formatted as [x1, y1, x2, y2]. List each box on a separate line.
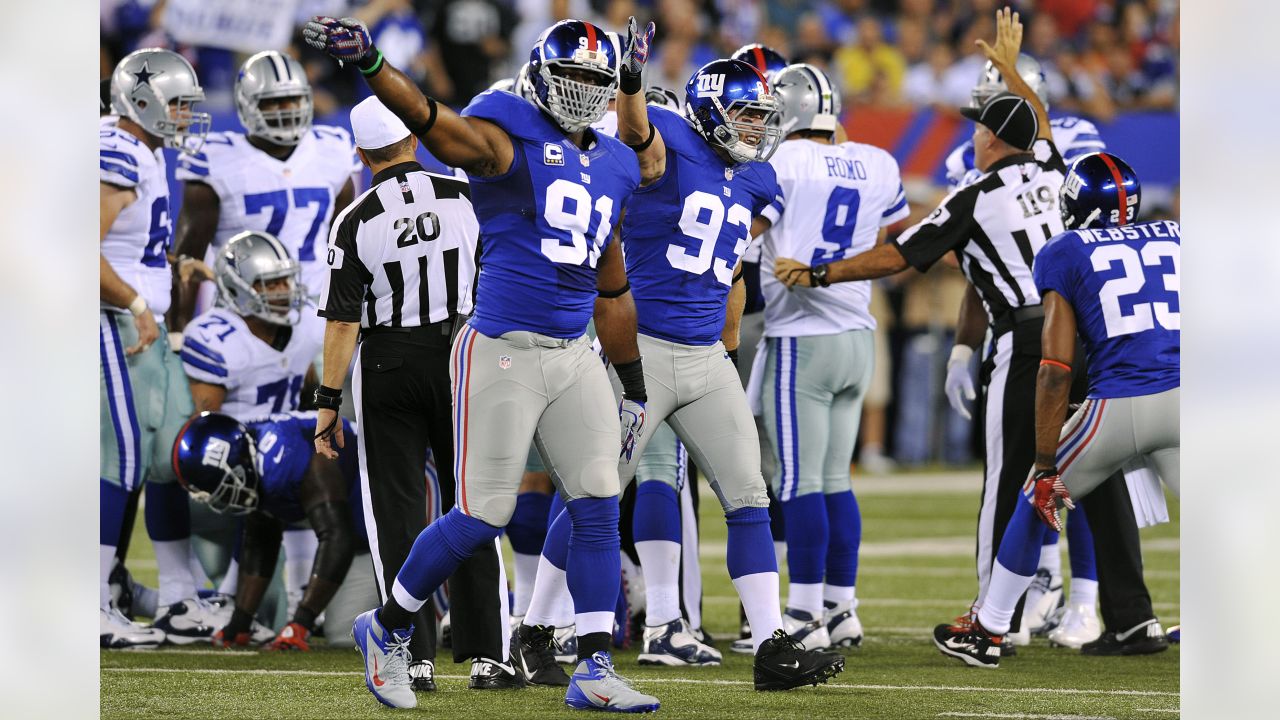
[990, 305, 1044, 337]
[360, 315, 464, 342]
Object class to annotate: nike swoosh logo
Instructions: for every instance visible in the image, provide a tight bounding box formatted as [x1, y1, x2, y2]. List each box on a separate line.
[781, 660, 800, 669]
[1116, 620, 1155, 641]
[372, 655, 385, 687]
[591, 691, 611, 704]
[273, 447, 285, 463]
[943, 639, 971, 650]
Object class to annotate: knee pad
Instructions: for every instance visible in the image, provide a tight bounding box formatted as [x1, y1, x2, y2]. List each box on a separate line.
[566, 496, 620, 550]
[438, 508, 502, 560]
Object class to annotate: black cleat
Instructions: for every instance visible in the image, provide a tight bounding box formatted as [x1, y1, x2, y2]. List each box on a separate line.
[409, 660, 436, 692]
[511, 624, 570, 687]
[469, 657, 526, 689]
[753, 629, 845, 691]
[933, 620, 1003, 668]
[1081, 620, 1169, 656]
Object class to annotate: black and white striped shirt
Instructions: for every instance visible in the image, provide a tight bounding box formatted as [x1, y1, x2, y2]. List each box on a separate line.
[893, 139, 1067, 326]
[318, 161, 478, 328]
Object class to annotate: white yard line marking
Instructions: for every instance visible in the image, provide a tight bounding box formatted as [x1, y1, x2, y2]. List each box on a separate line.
[1133, 710, 1180, 714]
[937, 713, 1116, 719]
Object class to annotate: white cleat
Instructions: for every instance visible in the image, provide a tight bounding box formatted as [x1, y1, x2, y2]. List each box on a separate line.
[352, 609, 416, 709]
[824, 602, 864, 648]
[151, 597, 221, 645]
[638, 618, 722, 666]
[101, 606, 165, 650]
[553, 625, 579, 665]
[1023, 568, 1065, 634]
[1048, 603, 1103, 649]
[782, 609, 832, 651]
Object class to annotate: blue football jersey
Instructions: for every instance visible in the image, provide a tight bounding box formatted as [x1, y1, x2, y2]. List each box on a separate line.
[1033, 220, 1181, 399]
[461, 91, 641, 339]
[623, 106, 785, 345]
[249, 413, 366, 548]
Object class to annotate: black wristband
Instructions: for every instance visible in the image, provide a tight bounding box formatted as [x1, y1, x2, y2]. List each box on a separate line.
[727, 348, 739, 368]
[598, 281, 630, 299]
[292, 605, 318, 633]
[732, 268, 744, 284]
[620, 69, 643, 95]
[408, 97, 438, 138]
[625, 122, 657, 153]
[313, 385, 343, 411]
[357, 49, 384, 77]
[226, 607, 254, 635]
[811, 264, 832, 287]
[1034, 467, 1059, 480]
[613, 357, 647, 403]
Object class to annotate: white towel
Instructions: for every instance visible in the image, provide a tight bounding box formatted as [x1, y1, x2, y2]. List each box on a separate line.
[1122, 457, 1169, 528]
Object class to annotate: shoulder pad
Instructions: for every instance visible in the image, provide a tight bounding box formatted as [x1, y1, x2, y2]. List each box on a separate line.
[462, 90, 558, 141]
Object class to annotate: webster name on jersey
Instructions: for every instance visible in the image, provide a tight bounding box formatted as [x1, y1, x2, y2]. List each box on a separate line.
[100, 117, 173, 318]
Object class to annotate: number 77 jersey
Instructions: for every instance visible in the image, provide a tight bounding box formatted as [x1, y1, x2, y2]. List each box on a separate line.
[1033, 220, 1181, 399]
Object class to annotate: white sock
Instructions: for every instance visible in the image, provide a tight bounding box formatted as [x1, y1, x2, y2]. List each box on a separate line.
[189, 546, 211, 590]
[1069, 578, 1098, 608]
[153, 539, 197, 606]
[977, 560, 1035, 635]
[100, 546, 116, 610]
[733, 571, 782, 652]
[635, 539, 681, 626]
[524, 556, 572, 628]
[823, 583, 856, 611]
[132, 582, 159, 618]
[512, 552, 541, 617]
[1038, 542, 1062, 577]
[283, 528, 318, 599]
[218, 558, 240, 596]
[786, 582, 824, 618]
[391, 578, 428, 613]
[575, 610, 614, 637]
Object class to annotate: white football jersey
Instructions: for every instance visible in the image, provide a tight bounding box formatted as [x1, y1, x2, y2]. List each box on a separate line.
[760, 140, 910, 336]
[180, 306, 325, 423]
[100, 117, 173, 317]
[175, 126, 361, 296]
[945, 115, 1106, 188]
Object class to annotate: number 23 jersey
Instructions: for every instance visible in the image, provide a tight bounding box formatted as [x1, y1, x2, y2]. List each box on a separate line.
[1033, 220, 1180, 399]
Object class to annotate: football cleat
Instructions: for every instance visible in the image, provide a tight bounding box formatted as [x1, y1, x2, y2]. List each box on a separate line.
[637, 618, 722, 666]
[108, 560, 135, 620]
[782, 608, 832, 651]
[565, 651, 660, 713]
[439, 611, 452, 649]
[1047, 603, 1102, 649]
[753, 629, 845, 691]
[554, 625, 579, 665]
[409, 659, 437, 692]
[513, 623, 571, 686]
[352, 609, 416, 709]
[824, 601, 864, 648]
[933, 620, 1002, 669]
[1023, 568, 1065, 634]
[470, 657, 526, 689]
[1166, 625, 1180, 644]
[1081, 619, 1169, 656]
[101, 606, 165, 650]
[151, 597, 221, 645]
[731, 617, 753, 654]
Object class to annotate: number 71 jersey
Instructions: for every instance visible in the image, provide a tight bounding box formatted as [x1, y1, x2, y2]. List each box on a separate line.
[1033, 220, 1180, 399]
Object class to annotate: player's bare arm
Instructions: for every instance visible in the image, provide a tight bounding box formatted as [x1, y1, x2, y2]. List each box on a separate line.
[283, 453, 357, 647]
[722, 262, 746, 353]
[593, 238, 641, 365]
[188, 381, 227, 415]
[332, 177, 356, 219]
[102, 181, 160, 355]
[215, 511, 284, 646]
[954, 283, 987, 351]
[976, 8, 1051, 143]
[774, 242, 909, 288]
[1034, 290, 1078, 472]
[617, 16, 665, 185]
[314, 320, 360, 458]
[170, 182, 221, 332]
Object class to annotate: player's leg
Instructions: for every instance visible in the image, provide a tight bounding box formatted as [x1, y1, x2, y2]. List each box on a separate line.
[1136, 387, 1180, 498]
[282, 526, 318, 620]
[508, 449, 553, 621]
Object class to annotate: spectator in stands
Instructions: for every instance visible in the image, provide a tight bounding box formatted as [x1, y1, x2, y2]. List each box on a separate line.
[902, 25, 954, 108]
[936, 15, 991, 108]
[421, 0, 517, 106]
[834, 16, 906, 106]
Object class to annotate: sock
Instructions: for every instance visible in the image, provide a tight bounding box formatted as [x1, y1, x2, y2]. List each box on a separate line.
[508, 492, 552, 616]
[218, 557, 239, 596]
[146, 481, 196, 606]
[565, 497, 621, 643]
[1070, 578, 1099, 608]
[1066, 499, 1099, 585]
[678, 479, 703, 630]
[787, 583, 823, 618]
[189, 547, 211, 591]
[824, 490, 861, 588]
[547, 492, 566, 525]
[512, 553, 540, 617]
[781, 493, 828, 602]
[633, 481, 682, 626]
[979, 499, 1052, 634]
[101, 480, 130, 609]
[823, 583, 856, 611]
[1039, 540, 1063, 577]
[726, 506, 782, 650]
[132, 581, 159, 618]
[524, 506, 573, 627]
[389, 508, 501, 621]
[283, 527, 318, 601]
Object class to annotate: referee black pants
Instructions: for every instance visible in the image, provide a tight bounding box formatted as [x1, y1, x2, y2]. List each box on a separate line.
[976, 317, 1153, 632]
[355, 323, 504, 663]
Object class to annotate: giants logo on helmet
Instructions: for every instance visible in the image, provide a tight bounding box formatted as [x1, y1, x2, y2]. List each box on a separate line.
[695, 73, 725, 98]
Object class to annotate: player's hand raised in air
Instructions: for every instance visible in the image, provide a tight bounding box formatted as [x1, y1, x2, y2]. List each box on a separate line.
[975, 6, 1023, 71]
[1026, 467, 1075, 532]
[622, 16, 656, 77]
[303, 16, 375, 65]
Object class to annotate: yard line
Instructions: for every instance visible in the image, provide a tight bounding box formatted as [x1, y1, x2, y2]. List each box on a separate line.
[139, 649, 261, 656]
[101, 667, 1178, 697]
[1133, 710, 1180, 714]
[937, 713, 1115, 720]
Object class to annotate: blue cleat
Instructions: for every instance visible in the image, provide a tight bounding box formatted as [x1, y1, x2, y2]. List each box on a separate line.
[565, 651, 660, 713]
[351, 609, 416, 709]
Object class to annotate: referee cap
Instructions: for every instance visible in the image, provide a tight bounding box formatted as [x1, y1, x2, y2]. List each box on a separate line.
[960, 91, 1038, 151]
[351, 96, 411, 150]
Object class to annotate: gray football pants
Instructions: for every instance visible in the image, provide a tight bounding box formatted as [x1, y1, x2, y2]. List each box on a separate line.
[451, 325, 620, 526]
[1055, 387, 1180, 498]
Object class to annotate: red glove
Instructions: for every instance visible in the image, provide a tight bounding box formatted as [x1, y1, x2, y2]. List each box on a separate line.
[267, 622, 312, 652]
[212, 628, 254, 649]
[1026, 468, 1075, 532]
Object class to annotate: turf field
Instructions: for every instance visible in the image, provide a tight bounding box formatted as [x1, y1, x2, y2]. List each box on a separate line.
[101, 470, 1180, 719]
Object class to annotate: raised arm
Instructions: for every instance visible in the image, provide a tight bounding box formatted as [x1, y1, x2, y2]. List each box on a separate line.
[977, 8, 1051, 143]
[617, 17, 665, 185]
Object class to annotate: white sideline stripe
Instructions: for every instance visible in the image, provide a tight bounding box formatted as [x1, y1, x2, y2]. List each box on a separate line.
[101, 667, 1179, 697]
[937, 714, 1115, 720]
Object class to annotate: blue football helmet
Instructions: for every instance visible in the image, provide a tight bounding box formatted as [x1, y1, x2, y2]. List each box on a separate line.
[529, 20, 618, 133]
[1060, 152, 1141, 230]
[731, 43, 789, 83]
[172, 412, 261, 515]
[684, 58, 782, 164]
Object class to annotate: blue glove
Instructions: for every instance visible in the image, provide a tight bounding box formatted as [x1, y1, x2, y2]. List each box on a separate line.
[619, 398, 646, 461]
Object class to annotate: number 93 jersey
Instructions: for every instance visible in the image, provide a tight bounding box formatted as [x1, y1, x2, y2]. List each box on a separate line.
[1033, 220, 1180, 399]
[623, 106, 784, 346]
[181, 306, 325, 422]
[759, 139, 910, 336]
[100, 117, 173, 316]
[175, 126, 361, 297]
[461, 90, 640, 339]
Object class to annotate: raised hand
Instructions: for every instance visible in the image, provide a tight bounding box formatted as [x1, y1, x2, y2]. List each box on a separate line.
[975, 7, 1023, 70]
[303, 16, 375, 65]
[622, 16, 656, 77]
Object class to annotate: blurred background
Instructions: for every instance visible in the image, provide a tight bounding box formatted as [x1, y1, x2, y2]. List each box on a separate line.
[99, 0, 1179, 473]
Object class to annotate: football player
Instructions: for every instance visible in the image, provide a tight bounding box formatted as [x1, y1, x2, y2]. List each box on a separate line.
[304, 17, 655, 711]
[172, 50, 360, 329]
[754, 63, 910, 651]
[172, 411, 374, 651]
[100, 47, 221, 649]
[934, 152, 1178, 667]
[731, 43, 790, 84]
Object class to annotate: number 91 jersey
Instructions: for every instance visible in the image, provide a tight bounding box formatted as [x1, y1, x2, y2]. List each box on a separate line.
[623, 106, 784, 346]
[175, 126, 361, 297]
[1033, 220, 1180, 399]
[461, 90, 640, 339]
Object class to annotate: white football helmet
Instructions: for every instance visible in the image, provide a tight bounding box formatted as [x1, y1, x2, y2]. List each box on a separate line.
[111, 48, 211, 153]
[215, 231, 306, 326]
[235, 51, 314, 146]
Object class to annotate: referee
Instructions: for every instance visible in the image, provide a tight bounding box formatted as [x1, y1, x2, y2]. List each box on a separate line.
[312, 97, 517, 691]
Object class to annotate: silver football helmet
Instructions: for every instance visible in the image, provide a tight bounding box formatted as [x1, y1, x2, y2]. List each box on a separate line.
[972, 53, 1050, 109]
[215, 231, 306, 326]
[645, 85, 682, 111]
[772, 64, 841, 136]
[235, 51, 314, 146]
[110, 48, 210, 153]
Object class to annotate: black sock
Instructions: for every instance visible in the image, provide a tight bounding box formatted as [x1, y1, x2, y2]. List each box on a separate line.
[577, 631, 611, 660]
[380, 598, 414, 634]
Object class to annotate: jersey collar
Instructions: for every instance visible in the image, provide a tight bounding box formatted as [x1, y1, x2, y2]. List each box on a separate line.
[372, 160, 426, 186]
[984, 151, 1035, 175]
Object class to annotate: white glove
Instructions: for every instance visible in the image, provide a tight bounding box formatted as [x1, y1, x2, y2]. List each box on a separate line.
[944, 345, 977, 421]
[619, 398, 646, 462]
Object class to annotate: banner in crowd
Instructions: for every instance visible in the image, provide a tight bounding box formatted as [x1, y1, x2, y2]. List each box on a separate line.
[163, 0, 300, 54]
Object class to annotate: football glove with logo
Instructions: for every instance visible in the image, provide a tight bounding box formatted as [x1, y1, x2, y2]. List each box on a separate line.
[620, 16, 656, 94]
[619, 399, 646, 462]
[1025, 468, 1075, 532]
[303, 16, 377, 69]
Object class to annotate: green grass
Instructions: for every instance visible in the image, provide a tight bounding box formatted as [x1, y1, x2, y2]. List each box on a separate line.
[102, 472, 1179, 719]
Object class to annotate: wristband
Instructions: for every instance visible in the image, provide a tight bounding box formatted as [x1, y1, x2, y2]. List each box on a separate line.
[357, 49, 384, 77]
[620, 69, 643, 95]
[613, 358, 647, 403]
[313, 385, 343, 411]
[408, 97, 438, 138]
[625, 122, 657, 153]
[128, 295, 148, 318]
[1040, 358, 1071, 372]
[810, 264, 831, 287]
[598, 281, 630, 299]
[732, 268, 744, 284]
[727, 348, 739, 368]
[947, 344, 974, 366]
[1034, 467, 1059, 480]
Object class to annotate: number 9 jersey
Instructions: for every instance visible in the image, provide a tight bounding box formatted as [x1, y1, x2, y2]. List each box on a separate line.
[1033, 220, 1180, 399]
[461, 90, 640, 339]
